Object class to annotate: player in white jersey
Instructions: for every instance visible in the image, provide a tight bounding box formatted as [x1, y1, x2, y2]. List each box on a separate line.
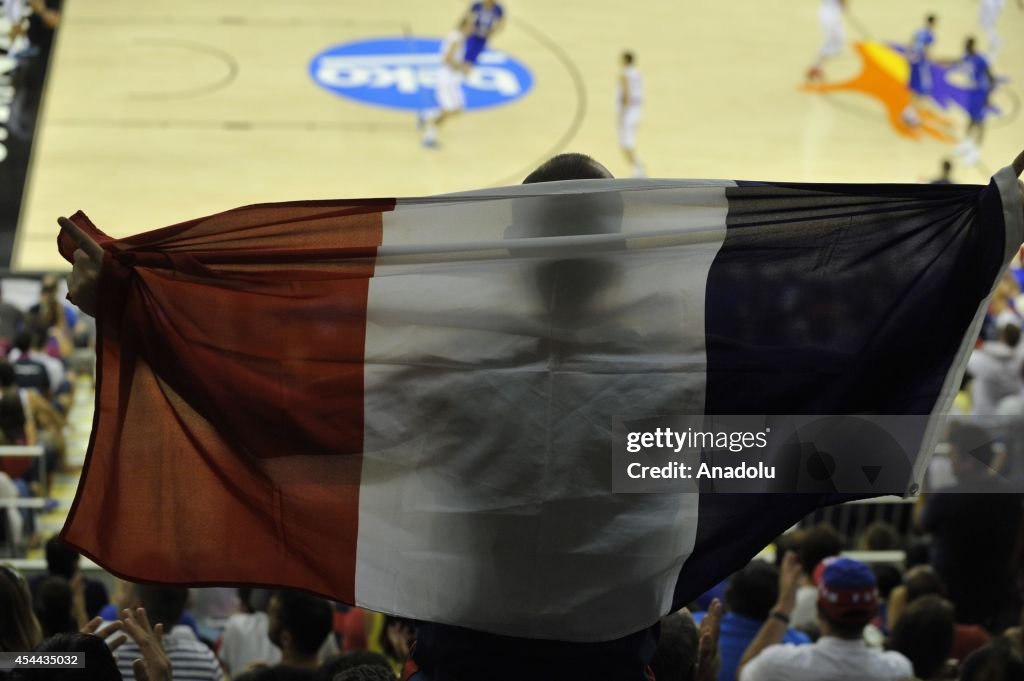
[807, 0, 846, 81]
[979, 0, 1023, 59]
[617, 51, 645, 178]
[420, 17, 473, 148]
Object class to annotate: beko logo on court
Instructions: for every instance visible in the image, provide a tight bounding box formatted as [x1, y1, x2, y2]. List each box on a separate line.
[309, 37, 533, 111]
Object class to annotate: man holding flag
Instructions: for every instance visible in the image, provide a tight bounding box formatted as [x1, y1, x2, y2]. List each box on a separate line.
[56, 149, 1024, 680]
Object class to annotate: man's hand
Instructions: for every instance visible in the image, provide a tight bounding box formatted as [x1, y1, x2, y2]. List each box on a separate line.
[58, 216, 103, 318]
[81, 616, 127, 651]
[121, 608, 171, 681]
[695, 598, 723, 681]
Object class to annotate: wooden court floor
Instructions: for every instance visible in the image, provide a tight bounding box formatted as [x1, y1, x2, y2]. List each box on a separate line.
[13, 0, 1024, 270]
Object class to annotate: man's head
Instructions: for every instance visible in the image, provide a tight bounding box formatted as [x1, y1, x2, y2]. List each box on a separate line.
[44, 538, 80, 580]
[946, 422, 998, 479]
[316, 652, 393, 681]
[13, 331, 31, 355]
[960, 641, 1024, 681]
[334, 666, 397, 681]
[797, 524, 843, 577]
[857, 521, 900, 552]
[903, 564, 947, 603]
[814, 557, 879, 639]
[622, 50, 635, 67]
[129, 585, 188, 630]
[888, 595, 955, 681]
[39, 275, 58, 301]
[15, 632, 121, 681]
[267, 590, 333, 660]
[941, 159, 952, 176]
[649, 610, 699, 681]
[966, 36, 977, 55]
[1000, 323, 1021, 348]
[522, 152, 613, 184]
[33, 576, 73, 638]
[925, 14, 936, 27]
[514, 153, 620, 324]
[726, 560, 779, 621]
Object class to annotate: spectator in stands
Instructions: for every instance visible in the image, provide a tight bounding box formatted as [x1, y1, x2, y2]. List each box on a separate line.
[737, 554, 912, 681]
[9, 331, 52, 397]
[12, 632, 121, 681]
[0, 564, 42, 653]
[27, 275, 75, 357]
[650, 610, 700, 681]
[692, 560, 809, 681]
[982, 275, 1024, 342]
[32, 575, 86, 637]
[856, 521, 901, 552]
[887, 565, 990, 663]
[218, 588, 282, 677]
[116, 585, 223, 681]
[0, 361, 36, 479]
[967, 323, 1023, 415]
[790, 524, 843, 631]
[315, 652, 394, 681]
[0, 290, 25, 348]
[30, 537, 110, 620]
[959, 640, 1024, 681]
[11, 329, 70, 410]
[870, 564, 902, 635]
[0, 471, 24, 555]
[887, 594, 956, 681]
[333, 667, 395, 681]
[651, 601, 722, 681]
[918, 422, 1024, 631]
[234, 590, 333, 681]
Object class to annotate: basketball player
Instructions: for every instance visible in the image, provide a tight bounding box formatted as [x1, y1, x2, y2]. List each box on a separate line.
[979, 0, 1023, 60]
[902, 14, 937, 127]
[806, 0, 846, 81]
[617, 51, 645, 178]
[463, 0, 505, 65]
[954, 37, 996, 166]
[420, 17, 473, 149]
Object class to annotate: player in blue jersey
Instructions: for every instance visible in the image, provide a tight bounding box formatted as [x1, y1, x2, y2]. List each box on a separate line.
[902, 14, 936, 127]
[954, 37, 996, 166]
[462, 0, 505, 65]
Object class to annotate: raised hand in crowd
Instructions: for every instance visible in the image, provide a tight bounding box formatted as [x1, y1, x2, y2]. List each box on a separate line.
[121, 607, 172, 681]
[695, 597, 723, 681]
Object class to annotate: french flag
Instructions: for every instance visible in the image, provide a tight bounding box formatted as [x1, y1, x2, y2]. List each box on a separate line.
[57, 166, 1022, 642]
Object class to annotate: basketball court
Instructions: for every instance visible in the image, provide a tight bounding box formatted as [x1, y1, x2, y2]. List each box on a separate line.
[11, 0, 1024, 270]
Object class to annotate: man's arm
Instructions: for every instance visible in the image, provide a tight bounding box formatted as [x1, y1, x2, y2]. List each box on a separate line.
[56, 147, 1024, 318]
[737, 551, 802, 679]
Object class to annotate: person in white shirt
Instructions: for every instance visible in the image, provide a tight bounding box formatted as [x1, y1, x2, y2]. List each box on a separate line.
[967, 323, 1022, 416]
[421, 16, 473, 148]
[979, 0, 1023, 60]
[217, 588, 282, 677]
[617, 51, 645, 178]
[738, 554, 912, 681]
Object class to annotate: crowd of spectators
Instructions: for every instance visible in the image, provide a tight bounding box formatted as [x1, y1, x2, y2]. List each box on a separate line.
[2, 482, 1023, 681]
[0, 274, 94, 553]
